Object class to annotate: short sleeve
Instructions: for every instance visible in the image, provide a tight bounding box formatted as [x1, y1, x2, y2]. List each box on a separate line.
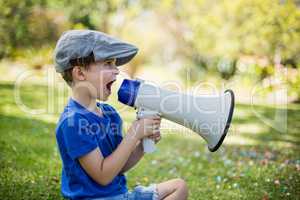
[60, 114, 98, 160]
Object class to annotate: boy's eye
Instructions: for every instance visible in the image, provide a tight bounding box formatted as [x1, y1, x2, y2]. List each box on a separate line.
[104, 59, 115, 67]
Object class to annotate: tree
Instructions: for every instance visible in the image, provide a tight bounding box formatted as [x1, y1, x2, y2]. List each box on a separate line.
[151, 0, 300, 80]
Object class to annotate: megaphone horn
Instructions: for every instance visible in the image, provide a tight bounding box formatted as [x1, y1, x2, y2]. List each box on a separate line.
[118, 79, 235, 152]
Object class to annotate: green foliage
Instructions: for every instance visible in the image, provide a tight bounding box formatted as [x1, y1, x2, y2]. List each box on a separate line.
[188, 0, 299, 60]
[0, 0, 61, 57]
[13, 46, 53, 69]
[216, 58, 237, 80]
[287, 68, 300, 102]
[1, 0, 300, 98]
[0, 0, 131, 57]
[156, 0, 300, 80]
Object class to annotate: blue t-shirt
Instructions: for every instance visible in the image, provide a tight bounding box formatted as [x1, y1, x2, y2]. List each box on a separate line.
[55, 98, 128, 200]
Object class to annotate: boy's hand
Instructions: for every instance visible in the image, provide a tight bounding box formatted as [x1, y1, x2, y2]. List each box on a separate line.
[129, 116, 161, 141]
[148, 131, 161, 144]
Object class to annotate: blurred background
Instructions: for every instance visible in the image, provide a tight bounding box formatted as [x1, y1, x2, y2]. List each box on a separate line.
[1, 0, 300, 99]
[0, 0, 299, 199]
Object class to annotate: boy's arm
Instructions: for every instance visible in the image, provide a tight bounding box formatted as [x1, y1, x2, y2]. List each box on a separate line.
[78, 131, 138, 186]
[120, 141, 144, 173]
[78, 117, 160, 186]
[120, 131, 161, 173]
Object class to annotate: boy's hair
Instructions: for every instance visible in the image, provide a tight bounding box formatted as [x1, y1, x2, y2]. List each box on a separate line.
[61, 53, 95, 86]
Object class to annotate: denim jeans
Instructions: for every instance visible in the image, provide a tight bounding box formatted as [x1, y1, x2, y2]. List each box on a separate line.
[88, 184, 159, 200]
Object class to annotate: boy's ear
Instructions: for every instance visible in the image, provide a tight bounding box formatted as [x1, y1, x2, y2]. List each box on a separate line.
[72, 66, 86, 81]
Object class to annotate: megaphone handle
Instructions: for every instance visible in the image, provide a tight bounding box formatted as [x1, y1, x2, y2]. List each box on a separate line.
[142, 138, 156, 153]
[136, 108, 159, 153]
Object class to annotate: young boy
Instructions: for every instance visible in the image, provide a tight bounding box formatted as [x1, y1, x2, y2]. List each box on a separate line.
[54, 30, 188, 200]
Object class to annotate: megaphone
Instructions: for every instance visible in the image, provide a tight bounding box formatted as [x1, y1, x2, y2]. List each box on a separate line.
[118, 79, 235, 153]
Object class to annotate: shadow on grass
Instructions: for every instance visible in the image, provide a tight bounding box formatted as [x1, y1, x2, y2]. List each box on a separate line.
[232, 104, 300, 147]
[131, 134, 300, 200]
[0, 82, 15, 89]
[0, 113, 63, 200]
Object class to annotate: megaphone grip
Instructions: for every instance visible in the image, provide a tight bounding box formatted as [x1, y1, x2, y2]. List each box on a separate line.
[136, 108, 160, 153]
[143, 138, 156, 153]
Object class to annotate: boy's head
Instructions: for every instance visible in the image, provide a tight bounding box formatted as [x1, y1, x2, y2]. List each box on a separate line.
[54, 30, 138, 101]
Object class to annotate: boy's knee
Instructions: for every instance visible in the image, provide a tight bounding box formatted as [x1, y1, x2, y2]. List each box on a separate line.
[174, 178, 188, 192]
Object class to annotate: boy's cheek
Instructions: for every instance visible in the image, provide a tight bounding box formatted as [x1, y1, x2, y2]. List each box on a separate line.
[97, 88, 105, 96]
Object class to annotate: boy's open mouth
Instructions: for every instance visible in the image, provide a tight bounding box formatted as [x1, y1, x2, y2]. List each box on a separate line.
[106, 80, 116, 93]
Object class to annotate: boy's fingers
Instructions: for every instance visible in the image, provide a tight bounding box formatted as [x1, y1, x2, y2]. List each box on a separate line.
[148, 135, 154, 139]
[154, 135, 161, 143]
[152, 126, 160, 133]
[154, 132, 160, 137]
[152, 116, 161, 120]
[147, 131, 158, 139]
[145, 124, 160, 129]
[143, 119, 160, 127]
[155, 135, 161, 141]
[145, 122, 160, 129]
[150, 118, 160, 123]
[150, 131, 160, 137]
[148, 133, 159, 139]
[152, 119, 161, 125]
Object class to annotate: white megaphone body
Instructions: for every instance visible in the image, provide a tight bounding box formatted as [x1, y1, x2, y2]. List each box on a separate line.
[118, 79, 235, 153]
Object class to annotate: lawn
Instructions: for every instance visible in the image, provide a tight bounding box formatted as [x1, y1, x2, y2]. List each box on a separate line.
[0, 81, 299, 200]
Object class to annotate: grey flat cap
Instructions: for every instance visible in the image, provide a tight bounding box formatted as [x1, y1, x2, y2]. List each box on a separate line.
[53, 30, 138, 73]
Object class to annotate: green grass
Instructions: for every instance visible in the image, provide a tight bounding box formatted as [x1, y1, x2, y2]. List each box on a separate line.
[0, 81, 299, 200]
